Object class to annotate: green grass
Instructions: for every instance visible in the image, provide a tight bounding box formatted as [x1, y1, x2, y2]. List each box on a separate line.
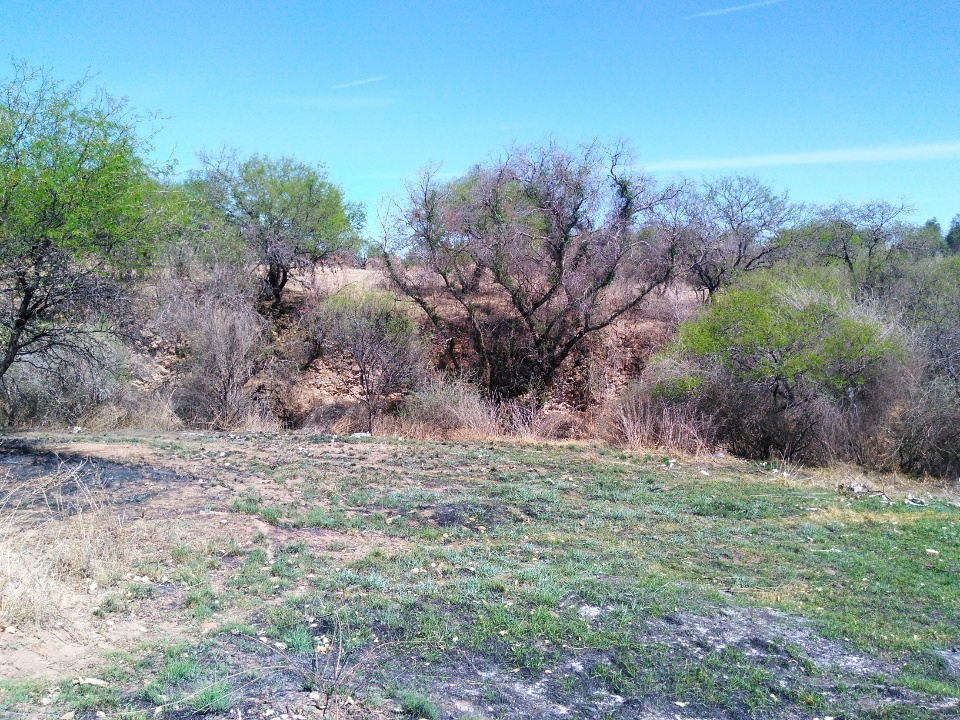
[396, 689, 439, 719]
[223, 437, 958, 716]
[4, 432, 956, 719]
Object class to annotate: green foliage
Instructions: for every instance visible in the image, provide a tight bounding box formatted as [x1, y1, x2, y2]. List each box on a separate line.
[201, 152, 364, 304]
[0, 62, 163, 387]
[946, 214, 960, 253]
[396, 690, 439, 719]
[673, 270, 901, 403]
[651, 268, 906, 462]
[0, 64, 159, 271]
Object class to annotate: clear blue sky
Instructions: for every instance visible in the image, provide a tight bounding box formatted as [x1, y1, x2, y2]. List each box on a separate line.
[4, 0, 959, 234]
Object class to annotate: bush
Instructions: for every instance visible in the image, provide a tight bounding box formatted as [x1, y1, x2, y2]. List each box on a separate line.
[651, 270, 906, 464]
[895, 379, 960, 478]
[311, 289, 426, 433]
[170, 298, 269, 429]
[880, 256, 960, 477]
[0, 342, 128, 427]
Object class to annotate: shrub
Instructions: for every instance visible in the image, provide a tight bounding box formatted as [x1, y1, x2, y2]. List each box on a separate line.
[883, 257, 960, 477]
[652, 270, 906, 464]
[895, 379, 960, 478]
[396, 690, 439, 719]
[172, 299, 268, 429]
[311, 289, 426, 433]
[0, 342, 128, 427]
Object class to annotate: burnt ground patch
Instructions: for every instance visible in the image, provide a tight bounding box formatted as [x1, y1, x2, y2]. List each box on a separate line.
[431, 500, 507, 529]
[0, 438, 199, 512]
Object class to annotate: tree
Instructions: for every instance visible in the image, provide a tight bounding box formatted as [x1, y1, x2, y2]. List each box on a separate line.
[200, 152, 365, 306]
[812, 201, 915, 298]
[656, 270, 904, 462]
[312, 289, 424, 433]
[946, 215, 960, 254]
[669, 175, 799, 299]
[382, 141, 680, 398]
[0, 62, 158, 387]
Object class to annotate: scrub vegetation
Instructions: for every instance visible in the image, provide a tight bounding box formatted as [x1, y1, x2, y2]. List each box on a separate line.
[2, 61, 959, 718]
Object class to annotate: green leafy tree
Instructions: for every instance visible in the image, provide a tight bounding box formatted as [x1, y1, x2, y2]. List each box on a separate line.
[656, 270, 904, 461]
[0, 62, 159, 386]
[946, 215, 960, 254]
[200, 152, 364, 306]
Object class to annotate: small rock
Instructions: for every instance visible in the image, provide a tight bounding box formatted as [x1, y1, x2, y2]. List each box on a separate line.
[578, 604, 602, 620]
[926, 549, 940, 556]
[75, 677, 109, 687]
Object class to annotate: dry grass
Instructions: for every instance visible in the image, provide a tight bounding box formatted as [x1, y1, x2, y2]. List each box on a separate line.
[395, 377, 504, 440]
[608, 387, 718, 456]
[79, 391, 182, 432]
[0, 464, 166, 627]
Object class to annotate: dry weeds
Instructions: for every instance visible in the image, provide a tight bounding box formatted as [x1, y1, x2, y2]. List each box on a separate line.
[0, 464, 167, 627]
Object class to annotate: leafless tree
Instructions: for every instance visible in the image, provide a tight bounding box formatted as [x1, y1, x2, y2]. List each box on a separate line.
[382, 141, 681, 397]
[312, 289, 425, 433]
[813, 201, 913, 297]
[670, 175, 799, 299]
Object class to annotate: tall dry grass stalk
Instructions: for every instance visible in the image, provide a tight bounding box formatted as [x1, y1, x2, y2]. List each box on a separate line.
[611, 389, 718, 456]
[0, 464, 164, 627]
[398, 378, 504, 439]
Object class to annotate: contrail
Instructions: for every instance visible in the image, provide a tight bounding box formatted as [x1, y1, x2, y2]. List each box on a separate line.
[643, 142, 960, 171]
[330, 75, 387, 91]
[686, 0, 787, 19]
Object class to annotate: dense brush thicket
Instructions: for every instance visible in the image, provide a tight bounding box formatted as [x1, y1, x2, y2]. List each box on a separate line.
[2, 63, 959, 476]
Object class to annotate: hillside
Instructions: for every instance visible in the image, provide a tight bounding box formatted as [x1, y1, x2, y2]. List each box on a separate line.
[1, 431, 958, 719]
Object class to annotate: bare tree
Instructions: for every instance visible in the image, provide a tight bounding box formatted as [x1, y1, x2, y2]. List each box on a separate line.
[813, 201, 913, 297]
[671, 176, 799, 299]
[312, 289, 425, 433]
[382, 141, 680, 397]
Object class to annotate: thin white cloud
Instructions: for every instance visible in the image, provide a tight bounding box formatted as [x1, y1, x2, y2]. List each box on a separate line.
[330, 75, 387, 91]
[280, 95, 392, 109]
[686, 0, 787, 19]
[643, 142, 960, 172]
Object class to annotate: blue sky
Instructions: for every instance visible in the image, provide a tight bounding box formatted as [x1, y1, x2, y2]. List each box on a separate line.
[4, 0, 959, 234]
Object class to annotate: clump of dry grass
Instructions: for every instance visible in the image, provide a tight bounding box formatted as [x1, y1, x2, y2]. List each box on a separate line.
[607, 384, 719, 456]
[0, 464, 164, 627]
[397, 377, 504, 439]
